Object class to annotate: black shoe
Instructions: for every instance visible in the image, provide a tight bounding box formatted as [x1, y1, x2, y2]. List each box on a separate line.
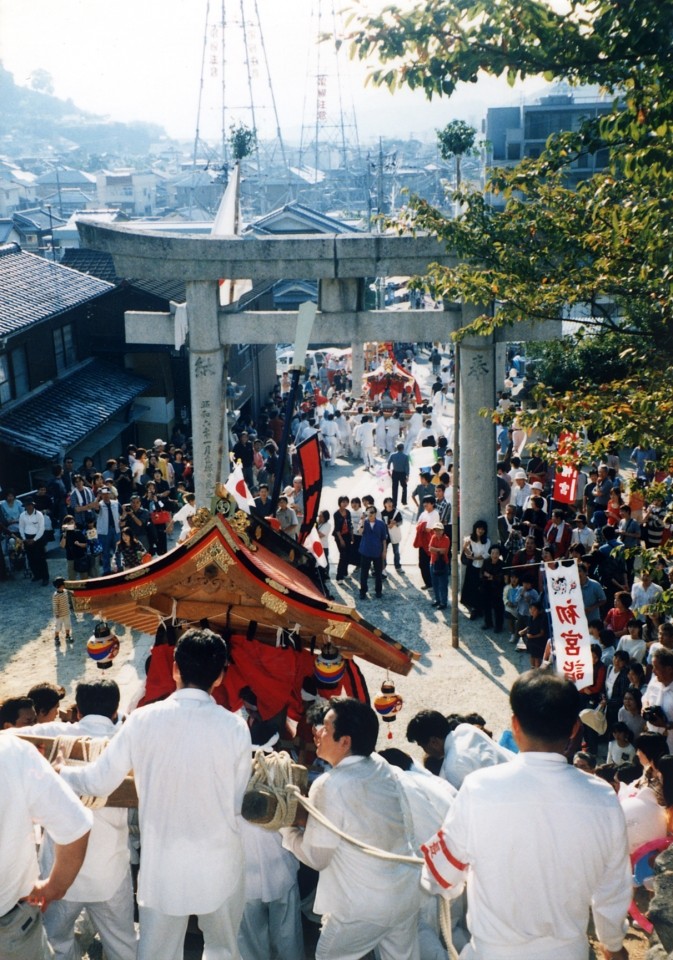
[421, 585, 432, 590]
[66, 635, 73, 643]
[359, 594, 368, 600]
[54, 636, 61, 647]
[395, 565, 403, 571]
[336, 576, 345, 582]
[431, 601, 439, 607]
[438, 604, 448, 610]
[381, 573, 388, 579]
[375, 593, 382, 598]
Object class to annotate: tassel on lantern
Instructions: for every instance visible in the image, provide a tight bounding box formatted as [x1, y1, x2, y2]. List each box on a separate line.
[374, 678, 404, 739]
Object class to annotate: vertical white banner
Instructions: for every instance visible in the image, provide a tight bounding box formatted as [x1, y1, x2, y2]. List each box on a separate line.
[544, 560, 592, 692]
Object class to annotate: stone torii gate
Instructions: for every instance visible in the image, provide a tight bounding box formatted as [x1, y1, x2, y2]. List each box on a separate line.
[78, 222, 559, 539]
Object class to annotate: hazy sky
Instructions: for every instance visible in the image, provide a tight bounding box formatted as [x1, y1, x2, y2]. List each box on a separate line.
[0, 0, 540, 147]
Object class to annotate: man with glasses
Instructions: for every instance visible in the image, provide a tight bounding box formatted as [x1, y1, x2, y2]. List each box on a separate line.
[359, 506, 388, 600]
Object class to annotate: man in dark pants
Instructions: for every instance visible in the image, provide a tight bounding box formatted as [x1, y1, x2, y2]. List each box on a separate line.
[359, 507, 388, 599]
[332, 497, 353, 581]
[387, 443, 410, 507]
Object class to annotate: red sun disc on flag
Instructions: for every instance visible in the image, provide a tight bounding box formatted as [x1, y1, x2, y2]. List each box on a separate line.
[235, 479, 247, 498]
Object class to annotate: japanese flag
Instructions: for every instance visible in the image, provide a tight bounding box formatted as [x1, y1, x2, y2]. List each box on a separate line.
[224, 463, 255, 513]
[303, 526, 328, 568]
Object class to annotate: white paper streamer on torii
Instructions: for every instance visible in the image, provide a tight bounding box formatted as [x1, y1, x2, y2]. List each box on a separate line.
[544, 559, 592, 691]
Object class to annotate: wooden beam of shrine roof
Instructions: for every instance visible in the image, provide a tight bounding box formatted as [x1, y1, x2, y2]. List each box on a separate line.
[78, 222, 460, 281]
[19, 735, 137, 807]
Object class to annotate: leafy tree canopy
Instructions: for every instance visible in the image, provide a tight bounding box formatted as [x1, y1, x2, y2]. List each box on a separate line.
[345, 0, 673, 469]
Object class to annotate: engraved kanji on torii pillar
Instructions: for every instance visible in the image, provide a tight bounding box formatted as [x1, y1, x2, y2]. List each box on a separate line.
[185, 281, 230, 509]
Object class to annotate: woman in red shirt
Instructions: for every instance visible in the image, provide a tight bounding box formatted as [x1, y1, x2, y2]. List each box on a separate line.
[429, 522, 450, 611]
[604, 591, 633, 638]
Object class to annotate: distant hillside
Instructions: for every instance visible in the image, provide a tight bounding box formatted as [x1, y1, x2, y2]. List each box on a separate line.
[0, 63, 168, 161]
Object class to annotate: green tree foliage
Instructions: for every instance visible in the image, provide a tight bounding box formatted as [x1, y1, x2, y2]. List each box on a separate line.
[229, 122, 257, 162]
[346, 0, 673, 466]
[437, 119, 476, 188]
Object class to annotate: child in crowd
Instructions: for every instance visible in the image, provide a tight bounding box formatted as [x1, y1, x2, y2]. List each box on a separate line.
[317, 510, 332, 573]
[515, 574, 539, 651]
[519, 599, 548, 668]
[85, 518, 102, 576]
[51, 576, 72, 647]
[607, 721, 637, 766]
[598, 628, 617, 668]
[503, 572, 522, 644]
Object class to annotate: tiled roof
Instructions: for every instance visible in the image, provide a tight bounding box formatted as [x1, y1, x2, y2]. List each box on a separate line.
[13, 208, 67, 231]
[60, 248, 120, 285]
[60, 248, 186, 302]
[35, 168, 96, 186]
[0, 359, 149, 460]
[0, 244, 114, 336]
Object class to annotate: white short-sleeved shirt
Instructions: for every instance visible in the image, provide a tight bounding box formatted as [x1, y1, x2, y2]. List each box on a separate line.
[0, 736, 92, 916]
[62, 688, 252, 915]
[20, 715, 130, 903]
[422, 752, 631, 960]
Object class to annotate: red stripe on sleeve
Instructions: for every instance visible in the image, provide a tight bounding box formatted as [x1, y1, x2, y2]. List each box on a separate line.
[420, 843, 452, 890]
[438, 829, 468, 871]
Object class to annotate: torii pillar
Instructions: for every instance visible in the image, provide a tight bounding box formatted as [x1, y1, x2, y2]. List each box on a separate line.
[185, 281, 230, 509]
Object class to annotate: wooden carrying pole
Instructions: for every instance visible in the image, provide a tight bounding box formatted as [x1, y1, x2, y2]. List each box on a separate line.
[20, 734, 137, 808]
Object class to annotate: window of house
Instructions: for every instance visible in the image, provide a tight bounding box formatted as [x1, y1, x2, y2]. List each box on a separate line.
[53, 323, 76, 374]
[506, 143, 521, 161]
[0, 355, 11, 404]
[10, 347, 29, 398]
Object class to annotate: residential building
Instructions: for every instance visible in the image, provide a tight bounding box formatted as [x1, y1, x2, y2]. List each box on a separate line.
[0, 243, 148, 492]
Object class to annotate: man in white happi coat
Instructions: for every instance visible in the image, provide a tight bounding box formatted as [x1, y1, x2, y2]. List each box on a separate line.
[320, 414, 339, 465]
[421, 672, 631, 960]
[13, 679, 136, 960]
[0, 735, 91, 960]
[61, 628, 252, 960]
[353, 416, 376, 470]
[404, 406, 424, 453]
[281, 697, 421, 960]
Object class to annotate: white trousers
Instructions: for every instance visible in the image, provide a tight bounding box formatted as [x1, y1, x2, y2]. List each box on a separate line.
[0, 902, 53, 960]
[44, 871, 137, 960]
[316, 910, 419, 960]
[138, 884, 245, 960]
[237, 885, 303, 960]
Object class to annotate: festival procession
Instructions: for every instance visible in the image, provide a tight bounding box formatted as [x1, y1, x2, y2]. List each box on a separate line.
[2, 0, 673, 956]
[2, 327, 673, 960]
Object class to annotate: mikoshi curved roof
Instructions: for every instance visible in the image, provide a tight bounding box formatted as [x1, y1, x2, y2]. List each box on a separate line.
[67, 510, 419, 675]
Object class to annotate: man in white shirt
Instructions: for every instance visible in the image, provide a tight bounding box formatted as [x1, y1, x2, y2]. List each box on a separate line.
[421, 672, 631, 960]
[281, 697, 421, 960]
[18, 498, 50, 585]
[353, 416, 376, 470]
[642, 649, 673, 752]
[61, 628, 252, 960]
[510, 470, 531, 516]
[0, 735, 92, 960]
[631, 569, 663, 622]
[15, 680, 137, 960]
